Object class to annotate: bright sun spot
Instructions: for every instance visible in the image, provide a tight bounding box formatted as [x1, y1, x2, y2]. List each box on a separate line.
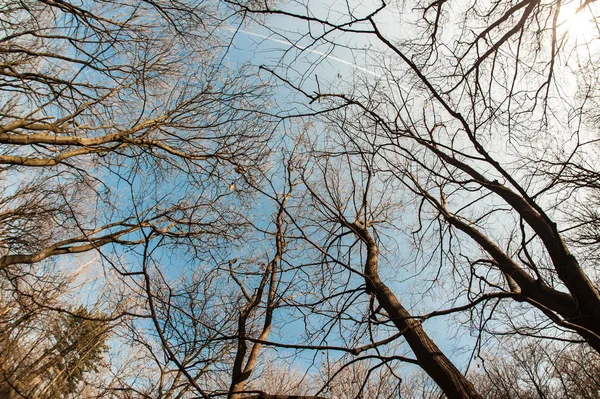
[558, 2, 599, 43]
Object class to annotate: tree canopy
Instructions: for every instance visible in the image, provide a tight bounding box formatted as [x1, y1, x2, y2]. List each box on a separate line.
[1, 0, 599, 398]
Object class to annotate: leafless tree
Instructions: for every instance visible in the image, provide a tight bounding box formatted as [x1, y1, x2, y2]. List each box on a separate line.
[227, 158, 296, 399]
[221, 0, 600, 396]
[0, 0, 278, 396]
[470, 338, 600, 399]
[1, 0, 272, 269]
[6, 0, 600, 397]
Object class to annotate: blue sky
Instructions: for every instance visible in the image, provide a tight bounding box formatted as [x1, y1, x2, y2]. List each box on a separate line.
[178, 23, 486, 394]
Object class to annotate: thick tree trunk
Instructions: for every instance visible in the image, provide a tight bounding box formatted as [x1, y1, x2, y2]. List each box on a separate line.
[351, 222, 483, 399]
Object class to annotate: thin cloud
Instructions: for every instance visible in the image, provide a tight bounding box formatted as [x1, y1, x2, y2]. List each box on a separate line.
[235, 28, 379, 77]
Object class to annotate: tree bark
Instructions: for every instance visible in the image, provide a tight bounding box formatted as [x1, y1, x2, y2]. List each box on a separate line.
[351, 221, 483, 399]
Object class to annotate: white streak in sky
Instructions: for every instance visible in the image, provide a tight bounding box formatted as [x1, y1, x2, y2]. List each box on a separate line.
[235, 28, 379, 77]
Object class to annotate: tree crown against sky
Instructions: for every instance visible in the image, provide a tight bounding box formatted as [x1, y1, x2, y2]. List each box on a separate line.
[1, 0, 600, 398]
[220, 0, 600, 397]
[0, 0, 279, 397]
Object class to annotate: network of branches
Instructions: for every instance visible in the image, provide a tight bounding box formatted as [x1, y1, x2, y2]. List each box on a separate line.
[1, 0, 599, 398]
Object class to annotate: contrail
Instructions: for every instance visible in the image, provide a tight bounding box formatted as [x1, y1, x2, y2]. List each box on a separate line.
[234, 28, 380, 77]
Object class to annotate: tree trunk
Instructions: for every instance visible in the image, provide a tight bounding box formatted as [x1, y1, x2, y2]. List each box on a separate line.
[352, 222, 483, 399]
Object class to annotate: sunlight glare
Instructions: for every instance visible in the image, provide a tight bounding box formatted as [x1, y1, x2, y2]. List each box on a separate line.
[558, 2, 599, 43]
